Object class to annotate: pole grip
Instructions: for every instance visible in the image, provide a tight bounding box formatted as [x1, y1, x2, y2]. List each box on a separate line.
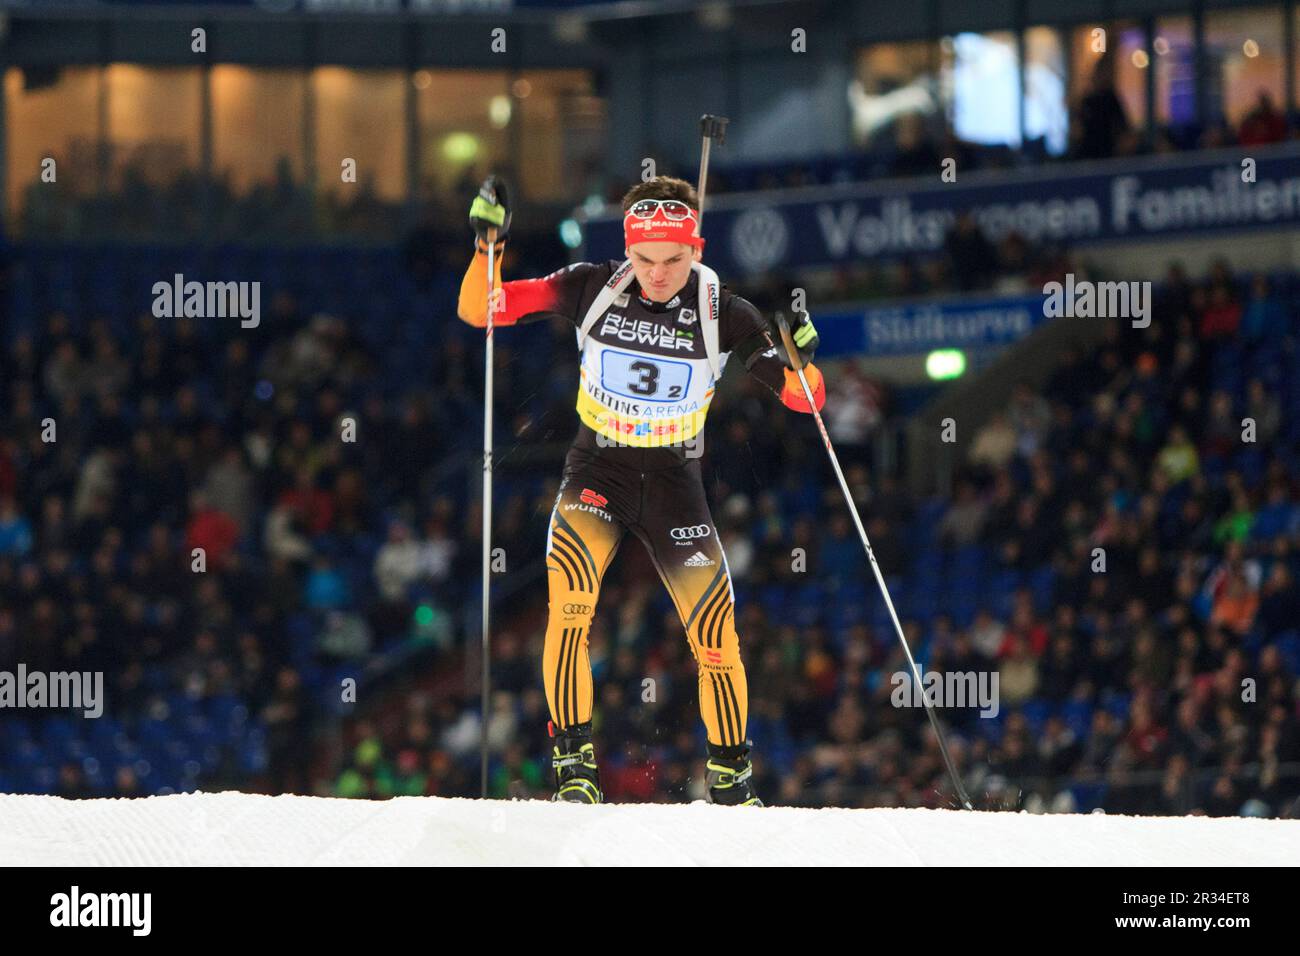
[699, 114, 730, 144]
[773, 311, 805, 371]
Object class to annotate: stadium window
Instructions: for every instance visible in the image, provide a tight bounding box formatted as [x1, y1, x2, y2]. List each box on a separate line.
[211, 67, 307, 197]
[1023, 26, 1068, 156]
[1203, 7, 1285, 134]
[312, 67, 406, 204]
[513, 70, 606, 202]
[105, 65, 203, 191]
[1154, 17, 1195, 130]
[414, 70, 511, 206]
[849, 42, 939, 150]
[1069, 21, 1147, 145]
[3, 65, 100, 236]
[939, 32, 1021, 147]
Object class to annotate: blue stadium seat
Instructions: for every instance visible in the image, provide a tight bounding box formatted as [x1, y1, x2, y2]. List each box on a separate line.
[28, 765, 58, 794]
[10, 740, 45, 770]
[977, 708, 1005, 745]
[949, 596, 978, 629]
[760, 584, 790, 617]
[39, 716, 78, 752]
[793, 583, 822, 627]
[211, 694, 250, 732]
[1061, 700, 1093, 740]
[1019, 699, 1052, 736]
[1069, 781, 1107, 813]
[1101, 691, 1131, 722]
[1274, 632, 1300, 675]
[240, 730, 269, 773]
[1029, 566, 1056, 612]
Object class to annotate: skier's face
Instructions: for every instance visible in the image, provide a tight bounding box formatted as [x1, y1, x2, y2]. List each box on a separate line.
[627, 241, 700, 302]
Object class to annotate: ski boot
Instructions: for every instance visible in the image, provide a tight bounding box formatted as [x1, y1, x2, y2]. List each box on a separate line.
[705, 740, 764, 807]
[550, 720, 602, 804]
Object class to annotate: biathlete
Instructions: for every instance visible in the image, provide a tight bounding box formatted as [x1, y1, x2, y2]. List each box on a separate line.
[458, 174, 826, 805]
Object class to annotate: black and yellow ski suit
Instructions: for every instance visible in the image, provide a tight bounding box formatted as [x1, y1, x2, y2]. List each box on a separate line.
[459, 245, 825, 749]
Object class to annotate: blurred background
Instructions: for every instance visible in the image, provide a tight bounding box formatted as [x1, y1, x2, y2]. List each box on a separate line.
[1, 0, 1298, 816]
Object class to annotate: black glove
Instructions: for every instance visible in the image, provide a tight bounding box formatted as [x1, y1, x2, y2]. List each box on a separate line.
[773, 310, 819, 367]
[469, 175, 511, 246]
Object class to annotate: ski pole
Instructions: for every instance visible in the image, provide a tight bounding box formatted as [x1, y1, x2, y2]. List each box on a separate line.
[773, 311, 975, 811]
[480, 226, 497, 799]
[696, 114, 729, 229]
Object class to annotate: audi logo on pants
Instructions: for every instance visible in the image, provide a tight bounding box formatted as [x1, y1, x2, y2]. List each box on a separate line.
[670, 525, 711, 540]
[563, 603, 592, 615]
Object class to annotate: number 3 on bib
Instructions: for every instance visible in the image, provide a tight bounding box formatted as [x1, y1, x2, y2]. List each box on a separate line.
[601, 351, 691, 403]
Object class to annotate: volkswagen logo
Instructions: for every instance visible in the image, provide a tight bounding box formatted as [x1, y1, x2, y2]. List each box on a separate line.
[730, 207, 789, 274]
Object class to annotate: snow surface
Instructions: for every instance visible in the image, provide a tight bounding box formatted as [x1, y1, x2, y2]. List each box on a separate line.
[2, 792, 1297, 866]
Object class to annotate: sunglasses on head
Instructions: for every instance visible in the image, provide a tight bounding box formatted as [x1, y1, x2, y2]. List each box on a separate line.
[626, 199, 695, 221]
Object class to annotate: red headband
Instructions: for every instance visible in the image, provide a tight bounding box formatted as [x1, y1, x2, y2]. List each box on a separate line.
[623, 210, 705, 250]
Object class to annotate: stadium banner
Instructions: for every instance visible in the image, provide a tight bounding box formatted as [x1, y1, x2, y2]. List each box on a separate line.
[813, 292, 1047, 359]
[581, 142, 1300, 277]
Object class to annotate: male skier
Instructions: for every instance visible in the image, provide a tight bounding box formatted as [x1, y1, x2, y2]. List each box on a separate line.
[458, 174, 825, 806]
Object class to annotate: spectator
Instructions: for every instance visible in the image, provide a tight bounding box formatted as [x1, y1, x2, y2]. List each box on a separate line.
[418, 511, 458, 595]
[264, 501, 313, 564]
[1244, 378, 1281, 446]
[999, 635, 1039, 706]
[970, 411, 1018, 472]
[263, 667, 311, 793]
[304, 556, 351, 610]
[0, 495, 34, 557]
[943, 211, 998, 291]
[1257, 564, 1299, 638]
[890, 113, 941, 177]
[1238, 91, 1287, 146]
[1008, 381, 1052, 459]
[1199, 284, 1243, 340]
[968, 609, 1007, 659]
[1209, 569, 1259, 637]
[374, 520, 422, 602]
[202, 446, 256, 538]
[185, 489, 240, 570]
[1075, 57, 1129, 159]
[1201, 390, 1239, 460]
[999, 593, 1050, 657]
[937, 480, 987, 549]
[1155, 424, 1200, 485]
[278, 466, 335, 537]
[824, 363, 883, 471]
[1241, 274, 1288, 342]
[1212, 489, 1256, 546]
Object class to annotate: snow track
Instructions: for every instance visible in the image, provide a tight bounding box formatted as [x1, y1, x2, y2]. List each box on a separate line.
[2, 792, 1296, 866]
